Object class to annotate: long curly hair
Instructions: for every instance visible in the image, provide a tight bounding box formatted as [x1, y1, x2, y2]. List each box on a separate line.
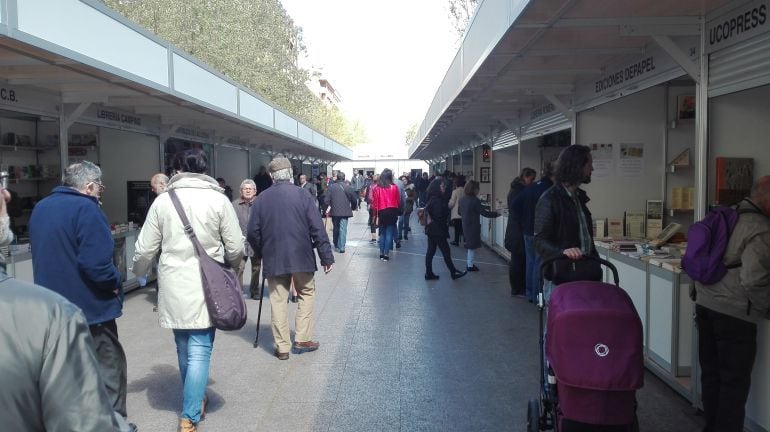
[554, 145, 591, 186]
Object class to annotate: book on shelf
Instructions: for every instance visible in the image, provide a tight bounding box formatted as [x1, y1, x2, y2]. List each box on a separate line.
[669, 148, 691, 167]
[625, 212, 645, 239]
[646, 200, 664, 239]
[607, 217, 624, 238]
[671, 187, 683, 209]
[594, 218, 606, 238]
[648, 223, 682, 247]
[715, 157, 753, 206]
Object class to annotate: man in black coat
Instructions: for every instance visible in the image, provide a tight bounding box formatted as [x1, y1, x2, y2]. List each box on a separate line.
[324, 172, 358, 253]
[505, 167, 536, 296]
[534, 145, 597, 300]
[247, 157, 334, 360]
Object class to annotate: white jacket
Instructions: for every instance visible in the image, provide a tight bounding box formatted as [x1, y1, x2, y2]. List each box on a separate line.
[448, 187, 464, 220]
[133, 173, 244, 329]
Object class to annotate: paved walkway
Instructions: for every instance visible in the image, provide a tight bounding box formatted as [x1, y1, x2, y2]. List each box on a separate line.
[120, 210, 704, 431]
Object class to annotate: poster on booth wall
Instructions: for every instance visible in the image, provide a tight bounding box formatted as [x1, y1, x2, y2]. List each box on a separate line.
[590, 143, 614, 177]
[619, 143, 645, 177]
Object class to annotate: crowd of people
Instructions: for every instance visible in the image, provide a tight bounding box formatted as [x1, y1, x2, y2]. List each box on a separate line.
[1, 144, 768, 432]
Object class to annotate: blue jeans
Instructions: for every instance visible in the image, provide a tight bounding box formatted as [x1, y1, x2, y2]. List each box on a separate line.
[332, 216, 349, 251]
[173, 328, 216, 423]
[379, 224, 396, 256]
[398, 212, 412, 239]
[524, 235, 540, 303]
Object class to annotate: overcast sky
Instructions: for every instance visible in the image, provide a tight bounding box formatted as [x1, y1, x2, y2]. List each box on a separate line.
[279, 0, 458, 150]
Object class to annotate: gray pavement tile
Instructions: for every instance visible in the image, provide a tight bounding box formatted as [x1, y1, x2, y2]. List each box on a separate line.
[256, 402, 336, 432]
[273, 364, 345, 403]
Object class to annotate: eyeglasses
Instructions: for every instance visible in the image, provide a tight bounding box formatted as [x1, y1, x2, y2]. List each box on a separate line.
[88, 180, 105, 192]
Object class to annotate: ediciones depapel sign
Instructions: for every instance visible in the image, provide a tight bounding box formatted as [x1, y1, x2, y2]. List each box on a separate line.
[706, 0, 768, 54]
[594, 57, 657, 94]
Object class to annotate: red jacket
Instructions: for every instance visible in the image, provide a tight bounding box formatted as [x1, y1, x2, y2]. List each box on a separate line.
[371, 184, 400, 213]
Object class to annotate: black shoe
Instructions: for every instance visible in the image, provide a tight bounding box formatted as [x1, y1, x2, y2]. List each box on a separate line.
[383, 255, 389, 261]
[451, 270, 467, 280]
[450, 241, 459, 246]
[370, 239, 377, 244]
[380, 255, 386, 261]
[404, 235, 409, 240]
[395, 242, 401, 249]
[467, 265, 480, 272]
[425, 273, 439, 280]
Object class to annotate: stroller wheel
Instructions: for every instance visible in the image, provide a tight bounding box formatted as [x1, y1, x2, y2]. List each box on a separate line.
[527, 398, 541, 432]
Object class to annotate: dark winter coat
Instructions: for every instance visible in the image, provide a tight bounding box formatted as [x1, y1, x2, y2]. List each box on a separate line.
[459, 195, 499, 249]
[534, 183, 597, 261]
[424, 194, 451, 238]
[504, 178, 528, 252]
[247, 181, 334, 278]
[29, 186, 123, 325]
[324, 180, 358, 217]
[511, 177, 554, 236]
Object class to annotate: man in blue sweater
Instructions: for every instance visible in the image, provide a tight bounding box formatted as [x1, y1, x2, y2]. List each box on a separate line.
[511, 162, 554, 303]
[29, 161, 133, 430]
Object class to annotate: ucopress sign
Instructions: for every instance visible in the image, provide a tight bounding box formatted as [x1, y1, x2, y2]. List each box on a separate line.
[594, 57, 656, 93]
[706, 0, 768, 53]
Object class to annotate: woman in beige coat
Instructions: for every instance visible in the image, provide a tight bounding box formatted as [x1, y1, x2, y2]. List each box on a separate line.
[132, 150, 243, 432]
[447, 175, 466, 246]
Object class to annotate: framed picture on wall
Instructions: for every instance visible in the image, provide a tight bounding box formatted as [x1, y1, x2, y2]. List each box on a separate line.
[480, 167, 490, 183]
[677, 95, 695, 120]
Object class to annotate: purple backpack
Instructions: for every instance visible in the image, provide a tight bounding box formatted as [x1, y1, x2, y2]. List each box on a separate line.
[682, 206, 746, 285]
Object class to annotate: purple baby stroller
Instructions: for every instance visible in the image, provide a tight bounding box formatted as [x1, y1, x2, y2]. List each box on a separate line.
[528, 256, 644, 432]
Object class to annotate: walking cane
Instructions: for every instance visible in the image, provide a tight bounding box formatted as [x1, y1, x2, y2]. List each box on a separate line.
[252, 276, 267, 348]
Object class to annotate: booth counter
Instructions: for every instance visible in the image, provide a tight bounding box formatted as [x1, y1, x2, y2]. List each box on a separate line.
[5, 228, 151, 292]
[595, 246, 696, 402]
[596, 245, 770, 432]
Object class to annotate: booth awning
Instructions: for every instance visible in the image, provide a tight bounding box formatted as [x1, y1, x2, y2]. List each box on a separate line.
[0, 0, 353, 163]
[409, 0, 733, 161]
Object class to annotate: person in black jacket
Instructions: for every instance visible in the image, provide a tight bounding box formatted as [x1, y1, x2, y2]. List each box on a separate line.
[534, 145, 597, 298]
[505, 167, 536, 296]
[324, 171, 359, 253]
[424, 178, 467, 281]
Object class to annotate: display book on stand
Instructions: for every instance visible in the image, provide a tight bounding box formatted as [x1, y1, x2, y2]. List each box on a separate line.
[593, 207, 685, 272]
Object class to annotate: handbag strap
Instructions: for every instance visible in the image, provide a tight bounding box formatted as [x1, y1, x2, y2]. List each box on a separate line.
[168, 189, 206, 259]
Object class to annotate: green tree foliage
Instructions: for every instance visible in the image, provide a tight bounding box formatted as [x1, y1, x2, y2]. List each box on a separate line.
[101, 0, 365, 146]
[448, 0, 479, 42]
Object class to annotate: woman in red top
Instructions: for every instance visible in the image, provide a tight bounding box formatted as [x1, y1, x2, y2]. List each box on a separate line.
[371, 169, 401, 261]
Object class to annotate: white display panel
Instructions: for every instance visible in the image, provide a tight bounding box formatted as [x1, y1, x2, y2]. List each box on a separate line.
[298, 123, 313, 144]
[611, 258, 648, 347]
[99, 128, 160, 224]
[578, 86, 665, 222]
[172, 54, 238, 114]
[238, 90, 273, 128]
[273, 110, 298, 138]
[18, 0, 169, 86]
[215, 147, 249, 195]
[649, 273, 674, 367]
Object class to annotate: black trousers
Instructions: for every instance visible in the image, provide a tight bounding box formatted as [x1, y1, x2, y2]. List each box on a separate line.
[508, 235, 525, 295]
[89, 319, 128, 417]
[368, 208, 377, 233]
[426, 236, 456, 275]
[452, 219, 463, 244]
[695, 304, 756, 432]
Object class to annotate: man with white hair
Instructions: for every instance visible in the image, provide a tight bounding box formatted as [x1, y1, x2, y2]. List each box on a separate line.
[247, 157, 334, 360]
[150, 173, 168, 195]
[233, 179, 262, 299]
[29, 161, 135, 430]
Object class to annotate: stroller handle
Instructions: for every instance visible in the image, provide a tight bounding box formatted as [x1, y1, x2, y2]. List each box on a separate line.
[539, 255, 620, 286]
